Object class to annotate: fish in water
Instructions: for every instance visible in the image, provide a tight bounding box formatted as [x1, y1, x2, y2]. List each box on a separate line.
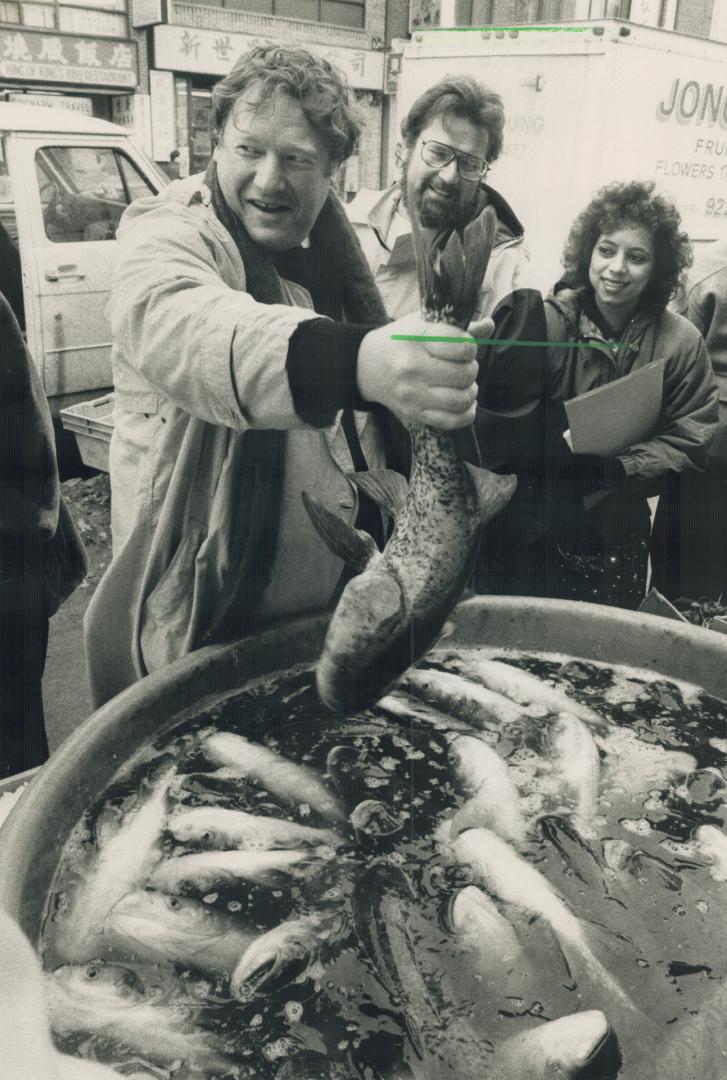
[447, 828, 638, 1015]
[103, 889, 259, 975]
[498, 1009, 617, 1079]
[149, 846, 333, 893]
[440, 734, 528, 846]
[377, 690, 476, 738]
[230, 909, 347, 999]
[303, 205, 516, 713]
[200, 732, 347, 825]
[167, 805, 341, 851]
[52, 764, 177, 963]
[352, 860, 497, 1079]
[545, 713, 601, 825]
[450, 657, 607, 732]
[403, 668, 528, 729]
[444, 884, 524, 977]
[538, 815, 612, 894]
[46, 961, 237, 1074]
[693, 824, 727, 882]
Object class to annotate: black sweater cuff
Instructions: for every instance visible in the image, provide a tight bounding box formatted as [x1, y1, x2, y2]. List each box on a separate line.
[286, 317, 372, 427]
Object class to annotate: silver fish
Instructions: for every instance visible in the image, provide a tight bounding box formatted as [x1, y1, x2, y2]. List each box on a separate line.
[546, 713, 601, 824]
[403, 668, 528, 729]
[167, 805, 341, 851]
[444, 884, 524, 977]
[230, 909, 347, 999]
[103, 889, 258, 975]
[46, 961, 236, 1074]
[149, 846, 332, 893]
[498, 1009, 616, 1079]
[448, 827, 638, 1014]
[377, 690, 477, 738]
[442, 734, 527, 846]
[200, 731, 346, 824]
[693, 824, 727, 882]
[303, 205, 516, 713]
[454, 657, 607, 731]
[53, 765, 176, 963]
[56, 1055, 128, 1078]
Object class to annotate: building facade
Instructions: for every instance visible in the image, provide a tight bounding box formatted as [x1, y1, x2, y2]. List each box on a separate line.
[408, 0, 726, 40]
[0, 0, 139, 117]
[123, 0, 393, 190]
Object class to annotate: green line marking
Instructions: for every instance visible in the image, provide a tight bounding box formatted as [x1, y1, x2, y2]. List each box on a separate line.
[418, 25, 596, 33]
[391, 334, 619, 352]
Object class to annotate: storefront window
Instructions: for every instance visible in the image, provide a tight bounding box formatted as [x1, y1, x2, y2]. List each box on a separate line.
[21, 1, 55, 24]
[190, 89, 212, 176]
[58, 6, 127, 34]
[1, 0, 127, 29]
[220, 0, 364, 26]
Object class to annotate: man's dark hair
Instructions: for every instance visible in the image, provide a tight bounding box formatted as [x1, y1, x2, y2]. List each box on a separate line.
[400, 75, 505, 163]
[561, 179, 693, 311]
[211, 44, 362, 166]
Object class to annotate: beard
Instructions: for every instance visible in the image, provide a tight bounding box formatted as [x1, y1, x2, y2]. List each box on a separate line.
[402, 174, 471, 232]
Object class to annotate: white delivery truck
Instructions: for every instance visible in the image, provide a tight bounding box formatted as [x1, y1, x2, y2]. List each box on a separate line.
[392, 19, 727, 291]
[0, 103, 166, 472]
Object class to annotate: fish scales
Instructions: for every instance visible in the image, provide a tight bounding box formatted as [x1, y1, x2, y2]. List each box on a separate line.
[304, 204, 516, 712]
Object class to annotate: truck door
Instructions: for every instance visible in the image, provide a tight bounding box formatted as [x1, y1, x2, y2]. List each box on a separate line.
[8, 133, 159, 413]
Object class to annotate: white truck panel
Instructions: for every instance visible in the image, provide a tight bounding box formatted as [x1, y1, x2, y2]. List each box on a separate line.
[397, 22, 727, 291]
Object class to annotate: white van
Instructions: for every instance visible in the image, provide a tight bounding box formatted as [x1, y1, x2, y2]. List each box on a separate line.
[0, 103, 166, 469]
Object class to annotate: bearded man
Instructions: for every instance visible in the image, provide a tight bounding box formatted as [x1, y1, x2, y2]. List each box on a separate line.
[349, 76, 549, 595]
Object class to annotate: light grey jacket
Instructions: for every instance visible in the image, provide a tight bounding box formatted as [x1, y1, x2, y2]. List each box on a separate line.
[84, 175, 383, 707]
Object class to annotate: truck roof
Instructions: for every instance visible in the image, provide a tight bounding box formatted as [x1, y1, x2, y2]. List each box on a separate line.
[0, 102, 127, 136]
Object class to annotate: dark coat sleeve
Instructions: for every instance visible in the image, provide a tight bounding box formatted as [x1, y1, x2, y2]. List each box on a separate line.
[0, 293, 58, 539]
[475, 287, 548, 474]
[0, 293, 87, 611]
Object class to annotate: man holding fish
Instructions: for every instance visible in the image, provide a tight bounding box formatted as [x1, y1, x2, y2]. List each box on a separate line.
[83, 44, 495, 709]
[348, 74, 549, 597]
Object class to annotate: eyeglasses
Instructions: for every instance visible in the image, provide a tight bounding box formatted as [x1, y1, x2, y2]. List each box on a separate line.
[420, 140, 490, 182]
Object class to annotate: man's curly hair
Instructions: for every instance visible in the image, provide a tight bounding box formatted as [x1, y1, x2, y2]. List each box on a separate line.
[561, 180, 693, 311]
[400, 75, 505, 164]
[211, 45, 362, 169]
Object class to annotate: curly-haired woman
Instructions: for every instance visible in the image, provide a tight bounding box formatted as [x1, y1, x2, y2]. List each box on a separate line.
[537, 180, 719, 609]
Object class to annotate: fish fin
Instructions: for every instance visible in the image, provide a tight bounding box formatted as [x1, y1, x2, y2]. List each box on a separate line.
[302, 491, 379, 569]
[463, 463, 517, 524]
[462, 206, 497, 293]
[349, 469, 409, 517]
[404, 1015, 425, 1061]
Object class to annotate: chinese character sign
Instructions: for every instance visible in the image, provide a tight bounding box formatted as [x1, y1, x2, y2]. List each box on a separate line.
[0, 27, 138, 87]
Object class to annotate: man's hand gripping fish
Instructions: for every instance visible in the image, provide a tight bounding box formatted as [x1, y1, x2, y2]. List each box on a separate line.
[304, 205, 516, 712]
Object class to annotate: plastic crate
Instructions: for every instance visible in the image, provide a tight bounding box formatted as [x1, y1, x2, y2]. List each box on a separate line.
[60, 393, 114, 472]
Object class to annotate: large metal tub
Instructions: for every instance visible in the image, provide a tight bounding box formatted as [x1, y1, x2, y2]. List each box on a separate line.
[3, 596, 727, 946]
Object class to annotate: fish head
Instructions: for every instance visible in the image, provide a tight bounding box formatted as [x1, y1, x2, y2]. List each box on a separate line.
[48, 960, 147, 1011]
[317, 568, 411, 712]
[167, 808, 224, 847]
[230, 915, 324, 999]
[444, 884, 489, 934]
[104, 890, 223, 958]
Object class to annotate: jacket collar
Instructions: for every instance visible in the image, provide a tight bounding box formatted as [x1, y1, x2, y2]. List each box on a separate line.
[348, 180, 524, 254]
[547, 285, 654, 366]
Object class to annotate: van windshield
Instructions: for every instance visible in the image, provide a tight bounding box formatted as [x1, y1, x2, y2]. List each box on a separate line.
[36, 145, 156, 243]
